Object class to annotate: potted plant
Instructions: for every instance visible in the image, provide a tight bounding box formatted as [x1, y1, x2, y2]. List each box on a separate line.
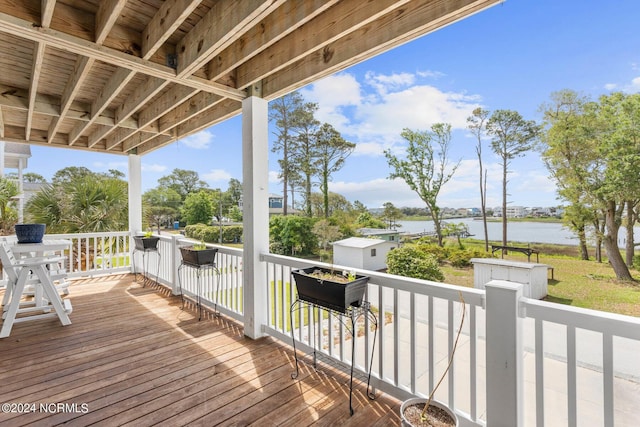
[400, 292, 466, 427]
[180, 242, 218, 267]
[14, 223, 46, 243]
[291, 266, 369, 314]
[133, 231, 159, 251]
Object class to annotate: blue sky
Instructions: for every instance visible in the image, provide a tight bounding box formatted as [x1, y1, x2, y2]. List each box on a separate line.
[26, 0, 640, 209]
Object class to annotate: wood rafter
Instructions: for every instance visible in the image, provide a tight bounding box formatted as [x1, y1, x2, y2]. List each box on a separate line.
[0, 0, 500, 156]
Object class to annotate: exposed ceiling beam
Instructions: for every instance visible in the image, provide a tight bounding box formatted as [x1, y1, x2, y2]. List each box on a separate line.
[40, 0, 56, 27]
[50, 0, 127, 144]
[68, 67, 135, 145]
[95, 0, 128, 45]
[176, 0, 283, 78]
[0, 83, 145, 131]
[263, 0, 497, 100]
[137, 98, 240, 155]
[118, 86, 201, 151]
[206, 0, 338, 82]
[0, 12, 246, 100]
[89, 0, 204, 148]
[234, 0, 409, 90]
[89, 77, 167, 147]
[25, 41, 45, 141]
[142, 0, 203, 60]
[47, 56, 95, 142]
[26, 0, 56, 140]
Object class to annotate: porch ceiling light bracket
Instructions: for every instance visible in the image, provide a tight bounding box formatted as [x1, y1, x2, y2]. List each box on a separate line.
[166, 54, 178, 70]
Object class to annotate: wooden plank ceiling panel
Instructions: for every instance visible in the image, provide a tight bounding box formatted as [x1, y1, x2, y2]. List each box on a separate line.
[0, 0, 501, 154]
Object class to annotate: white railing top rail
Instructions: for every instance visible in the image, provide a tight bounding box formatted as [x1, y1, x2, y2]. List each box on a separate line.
[522, 297, 640, 340]
[52, 231, 130, 239]
[261, 252, 485, 308]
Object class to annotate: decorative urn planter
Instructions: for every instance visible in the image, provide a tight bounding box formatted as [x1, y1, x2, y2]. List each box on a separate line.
[179, 246, 218, 267]
[400, 398, 458, 427]
[14, 223, 46, 243]
[291, 266, 369, 314]
[133, 235, 159, 251]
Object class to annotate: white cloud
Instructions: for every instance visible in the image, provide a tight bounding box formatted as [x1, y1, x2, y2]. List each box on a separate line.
[631, 76, 640, 91]
[604, 83, 617, 91]
[269, 170, 281, 183]
[303, 71, 483, 151]
[364, 71, 416, 95]
[180, 130, 214, 149]
[142, 163, 167, 173]
[202, 169, 232, 182]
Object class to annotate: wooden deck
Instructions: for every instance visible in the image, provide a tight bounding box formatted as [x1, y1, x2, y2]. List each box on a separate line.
[0, 274, 401, 426]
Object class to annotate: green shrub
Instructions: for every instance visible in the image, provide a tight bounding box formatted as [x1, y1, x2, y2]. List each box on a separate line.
[184, 224, 243, 243]
[387, 245, 444, 282]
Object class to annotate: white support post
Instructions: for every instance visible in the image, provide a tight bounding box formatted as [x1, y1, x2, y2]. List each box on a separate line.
[485, 280, 524, 427]
[242, 94, 269, 339]
[17, 157, 24, 223]
[171, 234, 182, 295]
[128, 154, 143, 272]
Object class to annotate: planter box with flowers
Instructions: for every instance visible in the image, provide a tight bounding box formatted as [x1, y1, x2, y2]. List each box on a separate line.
[133, 232, 159, 250]
[291, 266, 369, 314]
[179, 243, 218, 267]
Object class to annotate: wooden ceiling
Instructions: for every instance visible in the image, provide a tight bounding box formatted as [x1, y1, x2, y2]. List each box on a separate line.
[0, 0, 500, 156]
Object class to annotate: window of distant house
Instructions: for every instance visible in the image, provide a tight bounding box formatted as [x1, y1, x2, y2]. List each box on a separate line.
[371, 248, 377, 257]
[269, 198, 283, 208]
[389, 236, 395, 241]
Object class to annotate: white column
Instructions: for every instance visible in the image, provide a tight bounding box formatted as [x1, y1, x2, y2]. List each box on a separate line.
[242, 95, 269, 339]
[0, 140, 5, 177]
[485, 280, 524, 427]
[128, 154, 143, 235]
[17, 157, 24, 223]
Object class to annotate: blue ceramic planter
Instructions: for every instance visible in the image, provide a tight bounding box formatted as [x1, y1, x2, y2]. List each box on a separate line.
[15, 223, 46, 244]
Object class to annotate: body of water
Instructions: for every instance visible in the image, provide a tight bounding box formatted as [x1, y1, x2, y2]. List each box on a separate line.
[397, 218, 640, 246]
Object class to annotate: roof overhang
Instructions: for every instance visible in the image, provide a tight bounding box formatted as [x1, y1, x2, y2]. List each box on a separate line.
[0, 0, 501, 156]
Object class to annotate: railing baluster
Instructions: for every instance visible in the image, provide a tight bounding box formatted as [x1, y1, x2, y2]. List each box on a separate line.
[535, 318, 545, 427]
[428, 295, 434, 393]
[470, 304, 477, 421]
[603, 333, 613, 427]
[567, 325, 577, 427]
[393, 287, 399, 387]
[410, 292, 416, 394]
[448, 299, 454, 407]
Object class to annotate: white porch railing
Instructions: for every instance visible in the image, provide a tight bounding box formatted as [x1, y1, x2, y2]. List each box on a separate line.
[31, 232, 640, 426]
[261, 253, 640, 427]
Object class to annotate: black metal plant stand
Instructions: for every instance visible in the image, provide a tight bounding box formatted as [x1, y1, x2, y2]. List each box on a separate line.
[177, 260, 220, 321]
[132, 245, 160, 287]
[290, 299, 377, 416]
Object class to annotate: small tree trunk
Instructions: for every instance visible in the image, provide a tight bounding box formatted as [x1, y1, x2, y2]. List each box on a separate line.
[625, 200, 635, 267]
[603, 200, 633, 281]
[576, 224, 589, 260]
[482, 170, 489, 252]
[501, 162, 508, 247]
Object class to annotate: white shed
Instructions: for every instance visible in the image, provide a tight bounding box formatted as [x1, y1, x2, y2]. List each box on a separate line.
[470, 258, 550, 299]
[332, 237, 397, 271]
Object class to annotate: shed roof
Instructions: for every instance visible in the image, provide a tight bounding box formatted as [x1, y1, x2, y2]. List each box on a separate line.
[333, 237, 387, 249]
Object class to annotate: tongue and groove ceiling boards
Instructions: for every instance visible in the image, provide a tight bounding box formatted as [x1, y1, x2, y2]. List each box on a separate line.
[0, 0, 500, 155]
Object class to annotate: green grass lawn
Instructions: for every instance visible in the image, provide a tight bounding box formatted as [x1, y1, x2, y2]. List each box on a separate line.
[440, 240, 640, 317]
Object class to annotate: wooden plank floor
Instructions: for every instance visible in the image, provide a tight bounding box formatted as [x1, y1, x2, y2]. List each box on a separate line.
[0, 274, 401, 426]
